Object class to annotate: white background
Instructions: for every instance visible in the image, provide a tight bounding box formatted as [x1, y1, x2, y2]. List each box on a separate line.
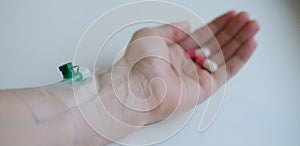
[1, 0, 300, 145]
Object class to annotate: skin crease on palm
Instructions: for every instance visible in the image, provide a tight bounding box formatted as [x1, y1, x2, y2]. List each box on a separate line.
[116, 10, 260, 124]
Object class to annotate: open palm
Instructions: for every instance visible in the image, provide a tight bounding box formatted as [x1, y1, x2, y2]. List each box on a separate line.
[120, 11, 259, 124]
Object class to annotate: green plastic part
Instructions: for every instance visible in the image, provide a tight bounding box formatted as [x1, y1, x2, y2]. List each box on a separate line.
[74, 73, 83, 81]
[59, 62, 84, 81]
[59, 62, 74, 80]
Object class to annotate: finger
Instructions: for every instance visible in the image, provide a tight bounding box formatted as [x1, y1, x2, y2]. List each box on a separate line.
[204, 12, 251, 53]
[179, 10, 237, 50]
[130, 21, 191, 43]
[213, 38, 257, 87]
[210, 20, 260, 65]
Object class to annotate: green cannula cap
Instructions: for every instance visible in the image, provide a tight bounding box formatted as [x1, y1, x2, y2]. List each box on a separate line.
[59, 62, 74, 79]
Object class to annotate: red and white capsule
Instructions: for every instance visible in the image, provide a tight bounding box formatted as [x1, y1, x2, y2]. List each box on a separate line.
[195, 56, 218, 72]
[186, 48, 211, 59]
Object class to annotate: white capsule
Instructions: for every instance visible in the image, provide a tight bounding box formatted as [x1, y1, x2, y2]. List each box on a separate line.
[203, 59, 218, 72]
[195, 48, 211, 57]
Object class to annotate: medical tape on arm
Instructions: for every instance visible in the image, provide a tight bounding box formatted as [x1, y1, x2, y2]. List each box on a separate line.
[13, 79, 98, 122]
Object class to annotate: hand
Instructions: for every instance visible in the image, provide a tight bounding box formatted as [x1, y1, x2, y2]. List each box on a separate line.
[110, 11, 260, 125]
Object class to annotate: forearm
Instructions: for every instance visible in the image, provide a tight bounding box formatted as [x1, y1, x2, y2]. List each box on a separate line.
[0, 62, 149, 146]
[0, 88, 75, 145]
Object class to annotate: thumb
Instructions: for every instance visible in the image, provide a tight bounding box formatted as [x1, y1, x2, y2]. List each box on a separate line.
[155, 21, 191, 42]
[130, 21, 191, 43]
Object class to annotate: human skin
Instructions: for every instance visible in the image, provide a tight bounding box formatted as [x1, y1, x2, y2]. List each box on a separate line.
[0, 11, 259, 146]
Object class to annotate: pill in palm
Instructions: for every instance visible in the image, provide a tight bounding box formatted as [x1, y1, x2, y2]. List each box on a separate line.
[186, 48, 211, 58]
[195, 56, 218, 72]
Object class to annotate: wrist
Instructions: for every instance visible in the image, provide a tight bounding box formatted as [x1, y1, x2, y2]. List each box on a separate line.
[106, 58, 174, 125]
[97, 61, 150, 126]
[60, 62, 151, 145]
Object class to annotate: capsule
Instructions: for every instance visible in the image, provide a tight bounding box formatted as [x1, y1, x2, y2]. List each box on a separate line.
[186, 48, 211, 59]
[195, 56, 218, 72]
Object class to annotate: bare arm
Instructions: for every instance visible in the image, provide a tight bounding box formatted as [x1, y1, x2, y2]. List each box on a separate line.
[0, 64, 148, 146]
[0, 11, 259, 146]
